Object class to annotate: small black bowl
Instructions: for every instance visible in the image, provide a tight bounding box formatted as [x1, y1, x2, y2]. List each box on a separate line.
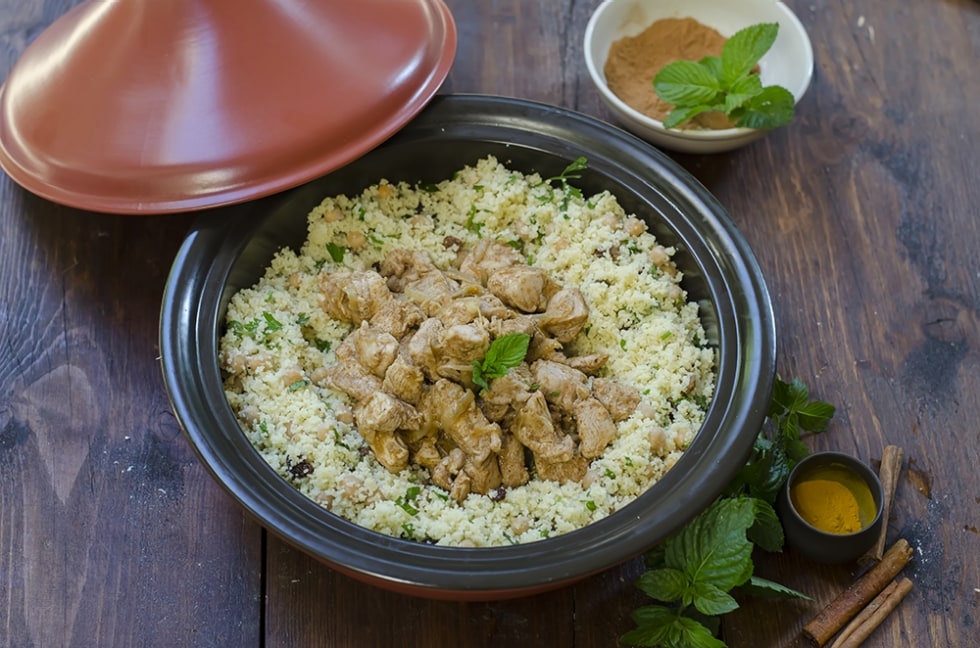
[778, 452, 884, 564]
[159, 94, 776, 599]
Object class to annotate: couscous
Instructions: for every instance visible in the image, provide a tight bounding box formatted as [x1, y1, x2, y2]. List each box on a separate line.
[219, 156, 715, 546]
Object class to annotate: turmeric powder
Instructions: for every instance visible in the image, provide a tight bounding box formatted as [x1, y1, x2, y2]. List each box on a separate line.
[790, 478, 864, 534]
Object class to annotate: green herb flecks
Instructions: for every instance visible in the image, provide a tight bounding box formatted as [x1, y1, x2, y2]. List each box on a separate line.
[654, 23, 795, 130]
[396, 485, 422, 516]
[326, 242, 346, 263]
[536, 157, 588, 212]
[471, 333, 531, 394]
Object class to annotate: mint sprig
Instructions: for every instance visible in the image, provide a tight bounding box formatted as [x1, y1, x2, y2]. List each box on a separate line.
[621, 376, 832, 647]
[653, 23, 795, 130]
[471, 333, 530, 393]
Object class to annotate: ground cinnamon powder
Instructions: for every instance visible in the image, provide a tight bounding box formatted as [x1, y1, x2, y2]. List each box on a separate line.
[604, 17, 732, 129]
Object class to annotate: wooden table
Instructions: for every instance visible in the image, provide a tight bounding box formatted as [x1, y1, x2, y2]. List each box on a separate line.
[2, 1, 977, 646]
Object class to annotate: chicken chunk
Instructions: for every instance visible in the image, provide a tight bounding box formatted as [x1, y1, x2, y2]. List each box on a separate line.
[573, 397, 617, 458]
[480, 363, 535, 422]
[537, 287, 589, 342]
[458, 239, 523, 284]
[530, 359, 590, 414]
[592, 377, 642, 421]
[319, 270, 392, 323]
[498, 434, 530, 487]
[512, 391, 576, 463]
[534, 453, 589, 484]
[350, 322, 399, 378]
[353, 392, 421, 472]
[382, 355, 425, 405]
[421, 379, 502, 463]
[486, 265, 556, 313]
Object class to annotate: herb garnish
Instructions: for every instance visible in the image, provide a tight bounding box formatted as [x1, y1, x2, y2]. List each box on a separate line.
[471, 333, 531, 393]
[537, 157, 588, 212]
[653, 23, 795, 130]
[326, 242, 346, 263]
[621, 376, 834, 647]
[396, 485, 422, 516]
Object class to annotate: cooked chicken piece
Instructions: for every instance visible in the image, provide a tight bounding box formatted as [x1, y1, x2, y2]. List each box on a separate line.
[489, 314, 538, 340]
[592, 377, 642, 421]
[477, 292, 516, 320]
[512, 391, 576, 463]
[498, 434, 530, 487]
[526, 331, 563, 363]
[431, 447, 466, 492]
[449, 469, 472, 502]
[573, 397, 617, 458]
[351, 393, 420, 472]
[421, 379, 502, 462]
[537, 287, 589, 343]
[480, 363, 535, 422]
[412, 436, 443, 470]
[439, 323, 489, 365]
[323, 366, 382, 402]
[350, 322, 399, 378]
[463, 453, 503, 496]
[558, 353, 608, 375]
[319, 270, 392, 323]
[458, 239, 523, 284]
[367, 431, 410, 473]
[382, 354, 425, 405]
[406, 317, 444, 381]
[381, 249, 458, 313]
[354, 391, 422, 435]
[530, 359, 590, 414]
[368, 297, 425, 339]
[434, 295, 484, 327]
[534, 453, 589, 484]
[378, 249, 436, 292]
[486, 265, 557, 313]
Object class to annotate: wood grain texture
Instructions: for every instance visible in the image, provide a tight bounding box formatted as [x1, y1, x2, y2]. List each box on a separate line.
[2, 0, 978, 647]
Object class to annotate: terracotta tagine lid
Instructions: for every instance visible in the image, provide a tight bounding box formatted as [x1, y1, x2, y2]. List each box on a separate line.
[0, 0, 456, 214]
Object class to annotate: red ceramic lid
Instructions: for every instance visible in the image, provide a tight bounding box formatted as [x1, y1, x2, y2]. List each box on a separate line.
[0, 0, 456, 214]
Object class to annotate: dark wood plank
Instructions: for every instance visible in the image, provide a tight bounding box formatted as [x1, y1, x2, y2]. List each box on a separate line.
[0, 191, 264, 646]
[0, 3, 264, 643]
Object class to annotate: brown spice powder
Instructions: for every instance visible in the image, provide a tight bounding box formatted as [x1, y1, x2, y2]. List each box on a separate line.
[604, 17, 733, 129]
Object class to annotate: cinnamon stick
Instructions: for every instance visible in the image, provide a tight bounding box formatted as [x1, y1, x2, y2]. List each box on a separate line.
[802, 538, 913, 646]
[829, 577, 913, 648]
[862, 445, 904, 563]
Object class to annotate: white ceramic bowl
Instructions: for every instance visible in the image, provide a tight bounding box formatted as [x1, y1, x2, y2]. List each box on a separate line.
[584, 0, 814, 154]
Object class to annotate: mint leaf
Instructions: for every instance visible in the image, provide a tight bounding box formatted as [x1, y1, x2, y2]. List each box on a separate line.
[720, 23, 778, 84]
[653, 60, 722, 107]
[691, 582, 739, 616]
[735, 85, 796, 129]
[621, 606, 725, 648]
[652, 22, 794, 130]
[663, 105, 714, 130]
[471, 333, 530, 392]
[621, 605, 677, 646]
[723, 74, 763, 112]
[738, 575, 812, 601]
[664, 497, 755, 592]
[746, 497, 784, 552]
[326, 242, 346, 263]
[636, 568, 688, 603]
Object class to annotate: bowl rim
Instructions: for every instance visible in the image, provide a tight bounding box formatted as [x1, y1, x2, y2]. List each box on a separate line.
[583, 0, 815, 142]
[783, 451, 885, 537]
[159, 94, 776, 599]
